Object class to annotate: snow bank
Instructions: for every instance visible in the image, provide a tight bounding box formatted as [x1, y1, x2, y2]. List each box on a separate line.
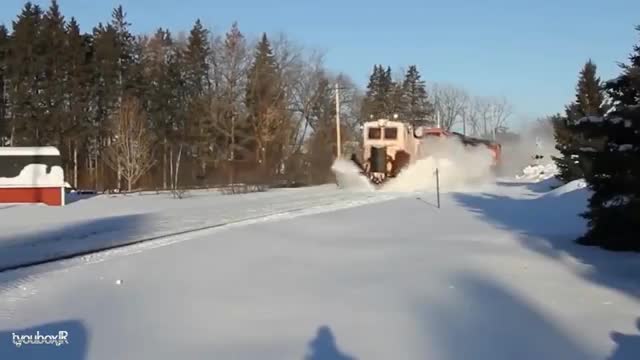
[545, 179, 587, 197]
[516, 163, 559, 182]
[0, 164, 64, 187]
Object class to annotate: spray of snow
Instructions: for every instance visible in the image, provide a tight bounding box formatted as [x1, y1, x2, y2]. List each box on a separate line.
[332, 135, 496, 193]
[498, 119, 561, 178]
[332, 119, 566, 192]
[380, 135, 496, 192]
[330, 159, 375, 191]
[0, 164, 64, 187]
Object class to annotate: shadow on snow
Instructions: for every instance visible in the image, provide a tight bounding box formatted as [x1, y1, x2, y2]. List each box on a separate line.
[420, 273, 592, 359]
[453, 186, 640, 300]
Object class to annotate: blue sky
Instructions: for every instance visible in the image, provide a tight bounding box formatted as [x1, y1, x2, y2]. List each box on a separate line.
[2, 0, 639, 126]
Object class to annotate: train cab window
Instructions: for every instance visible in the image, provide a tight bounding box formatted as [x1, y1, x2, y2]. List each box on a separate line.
[383, 127, 398, 140]
[368, 127, 381, 139]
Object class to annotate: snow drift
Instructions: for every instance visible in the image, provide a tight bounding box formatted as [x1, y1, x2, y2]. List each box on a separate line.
[516, 163, 559, 182]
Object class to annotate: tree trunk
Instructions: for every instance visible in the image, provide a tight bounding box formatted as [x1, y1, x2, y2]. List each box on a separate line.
[117, 163, 122, 190]
[169, 146, 174, 189]
[163, 138, 167, 189]
[73, 144, 78, 188]
[128, 177, 132, 192]
[174, 144, 183, 190]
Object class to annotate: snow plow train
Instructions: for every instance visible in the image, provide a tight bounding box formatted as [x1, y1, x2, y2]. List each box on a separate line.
[348, 118, 502, 186]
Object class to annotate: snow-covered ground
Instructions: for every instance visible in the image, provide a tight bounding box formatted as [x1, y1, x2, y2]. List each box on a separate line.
[1, 173, 640, 359]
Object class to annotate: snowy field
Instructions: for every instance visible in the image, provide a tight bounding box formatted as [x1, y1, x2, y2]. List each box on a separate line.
[1, 167, 640, 359]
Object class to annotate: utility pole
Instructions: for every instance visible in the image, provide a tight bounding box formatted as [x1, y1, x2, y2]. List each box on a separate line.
[335, 82, 341, 158]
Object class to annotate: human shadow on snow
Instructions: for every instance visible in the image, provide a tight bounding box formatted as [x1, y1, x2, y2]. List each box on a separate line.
[453, 188, 640, 300]
[608, 318, 640, 360]
[304, 325, 357, 360]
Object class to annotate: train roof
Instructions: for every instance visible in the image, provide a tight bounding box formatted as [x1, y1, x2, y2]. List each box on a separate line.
[0, 146, 61, 156]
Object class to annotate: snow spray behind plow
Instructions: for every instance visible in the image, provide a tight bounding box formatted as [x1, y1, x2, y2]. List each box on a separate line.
[332, 135, 497, 193]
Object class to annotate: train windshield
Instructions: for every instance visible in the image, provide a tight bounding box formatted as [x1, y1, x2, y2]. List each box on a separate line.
[383, 127, 398, 140]
[368, 127, 381, 139]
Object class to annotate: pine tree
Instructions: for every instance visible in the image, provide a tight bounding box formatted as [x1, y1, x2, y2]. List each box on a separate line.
[64, 17, 93, 187]
[381, 66, 395, 116]
[7, 3, 45, 145]
[218, 22, 249, 162]
[110, 5, 137, 99]
[40, 0, 68, 148]
[552, 60, 606, 183]
[401, 65, 433, 126]
[184, 19, 211, 96]
[245, 33, 285, 173]
[578, 26, 640, 251]
[0, 25, 8, 143]
[551, 113, 582, 182]
[183, 19, 213, 175]
[361, 65, 381, 120]
[92, 22, 120, 133]
[361, 65, 398, 120]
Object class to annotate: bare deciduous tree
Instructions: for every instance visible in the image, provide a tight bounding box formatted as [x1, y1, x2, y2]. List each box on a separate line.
[477, 96, 513, 139]
[461, 96, 482, 136]
[430, 83, 469, 130]
[104, 97, 156, 192]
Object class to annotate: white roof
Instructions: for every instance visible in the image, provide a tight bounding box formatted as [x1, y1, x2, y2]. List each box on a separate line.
[0, 146, 61, 156]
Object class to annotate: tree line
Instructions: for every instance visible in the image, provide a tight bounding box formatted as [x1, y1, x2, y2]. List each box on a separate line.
[551, 25, 640, 251]
[360, 64, 513, 139]
[0, 1, 518, 193]
[0, 1, 365, 191]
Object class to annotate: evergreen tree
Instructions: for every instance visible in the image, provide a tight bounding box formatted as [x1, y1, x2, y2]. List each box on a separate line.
[551, 113, 582, 182]
[552, 60, 606, 183]
[218, 22, 250, 162]
[40, 0, 67, 148]
[361, 65, 397, 120]
[64, 17, 93, 186]
[184, 19, 211, 96]
[245, 33, 284, 171]
[183, 19, 213, 174]
[381, 66, 395, 116]
[92, 22, 120, 142]
[110, 5, 137, 99]
[401, 65, 433, 126]
[0, 25, 8, 143]
[7, 3, 45, 145]
[578, 26, 640, 251]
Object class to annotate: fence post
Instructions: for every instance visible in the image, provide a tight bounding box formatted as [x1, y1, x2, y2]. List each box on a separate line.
[435, 168, 440, 208]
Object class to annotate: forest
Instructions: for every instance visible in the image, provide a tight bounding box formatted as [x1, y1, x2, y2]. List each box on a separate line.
[0, 1, 516, 192]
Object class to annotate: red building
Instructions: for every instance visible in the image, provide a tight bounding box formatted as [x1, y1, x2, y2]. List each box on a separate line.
[0, 147, 65, 206]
